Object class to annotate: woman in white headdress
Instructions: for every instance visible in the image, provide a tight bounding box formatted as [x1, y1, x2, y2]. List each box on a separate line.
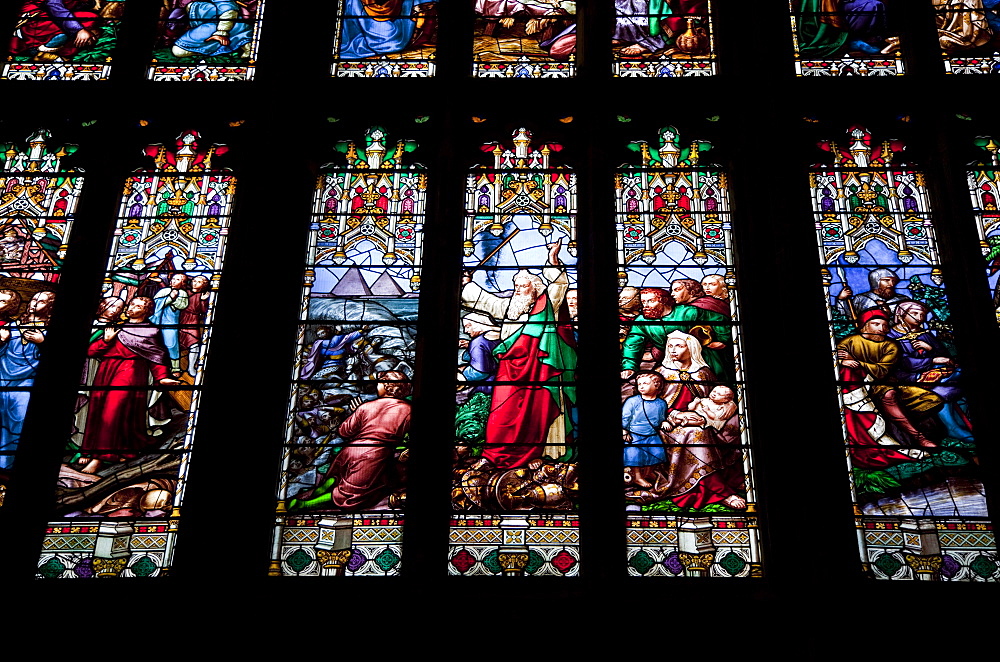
[625, 331, 746, 510]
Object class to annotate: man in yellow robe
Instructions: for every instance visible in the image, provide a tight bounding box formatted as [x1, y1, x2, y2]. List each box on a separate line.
[837, 308, 941, 462]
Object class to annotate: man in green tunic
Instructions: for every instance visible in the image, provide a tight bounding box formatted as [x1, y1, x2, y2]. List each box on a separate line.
[621, 287, 730, 381]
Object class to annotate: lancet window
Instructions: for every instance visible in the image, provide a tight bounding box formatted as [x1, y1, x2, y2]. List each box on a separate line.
[271, 127, 425, 577]
[449, 128, 580, 576]
[36, 130, 236, 579]
[0, 129, 83, 504]
[616, 127, 761, 578]
[811, 125, 997, 581]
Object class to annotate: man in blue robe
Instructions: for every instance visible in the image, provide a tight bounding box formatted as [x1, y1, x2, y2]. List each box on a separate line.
[0, 290, 54, 469]
[151, 273, 189, 375]
[300, 325, 366, 381]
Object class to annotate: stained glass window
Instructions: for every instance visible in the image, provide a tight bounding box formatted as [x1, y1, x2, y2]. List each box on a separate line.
[449, 128, 578, 577]
[616, 128, 761, 578]
[613, 1, 716, 78]
[789, 0, 903, 76]
[2, 0, 126, 81]
[969, 137, 1000, 317]
[332, 1, 438, 77]
[473, 1, 576, 78]
[270, 127, 424, 577]
[811, 125, 998, 581]
[36, 131, 235, 579]
[0, 129, 82, 506]
[936, 1, 1000, 74]
[149, 0, 266, 82]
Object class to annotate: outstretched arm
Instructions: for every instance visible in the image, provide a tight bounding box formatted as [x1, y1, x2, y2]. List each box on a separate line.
[461, 281, 509, 321]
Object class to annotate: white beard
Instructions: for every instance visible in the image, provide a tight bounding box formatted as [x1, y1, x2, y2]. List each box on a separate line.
[506, 293, 536, 319]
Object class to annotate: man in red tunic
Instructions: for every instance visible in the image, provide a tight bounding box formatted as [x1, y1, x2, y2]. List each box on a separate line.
[179, 274, 211, 375]
[10, 1, 100, 62]
[290, 371, 412, 512]
[79, 296, 181, 474]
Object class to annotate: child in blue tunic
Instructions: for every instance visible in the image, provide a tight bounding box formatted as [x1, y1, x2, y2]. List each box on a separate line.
[622, 371, 669, 467]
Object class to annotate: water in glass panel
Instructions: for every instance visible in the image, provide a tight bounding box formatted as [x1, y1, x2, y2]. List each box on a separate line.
[617, 128, 761, 578]
[149, 0, 266, 81]
[450, 128, 579, 577]
[0, 130, 82, 506]
[613, 1, 716, 78]
[473, 1, 576, 78]
[332, 0, 438, 77]
[2, 0, 126, 81]
[271, 127, 424, 577]
[37, 131, 235, 579]
[812, 126, 997, 581]
[789, 0, 904, 76]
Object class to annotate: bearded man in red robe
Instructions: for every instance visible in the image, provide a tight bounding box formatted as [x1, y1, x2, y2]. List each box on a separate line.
[460, 239, 577, 469]
[79, 296, 182, 474]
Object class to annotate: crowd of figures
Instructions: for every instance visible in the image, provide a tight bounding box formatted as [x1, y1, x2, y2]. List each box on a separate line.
[335, 1, 712, 65]
[25, 264, 974, 519]
[11, 2, 1000, 70]
[53, 270, 214, 518]
[284, 298, 417, 513]
[617, 275, 746, 511]
[831, 268, 977, 498]
[448, 238, 745, 513]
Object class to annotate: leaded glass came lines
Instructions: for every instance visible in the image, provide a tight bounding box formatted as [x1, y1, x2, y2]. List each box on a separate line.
[270, 127, 424, 577]
[332, 1, 437, 78]
[449, 128, 580, 577]
[613, 1, 717, 78]
[148, 0, 267, 82]
[36, 130, 235, 579]
[811, 125, 998, 581]
[2, 0, 126, 81]
[616, 127, 762, 579]
[789, 0, 904, 77]
[0, 129, 83, 507]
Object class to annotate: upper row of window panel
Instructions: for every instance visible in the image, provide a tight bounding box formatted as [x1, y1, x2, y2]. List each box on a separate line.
[4, 1, 999, 81]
